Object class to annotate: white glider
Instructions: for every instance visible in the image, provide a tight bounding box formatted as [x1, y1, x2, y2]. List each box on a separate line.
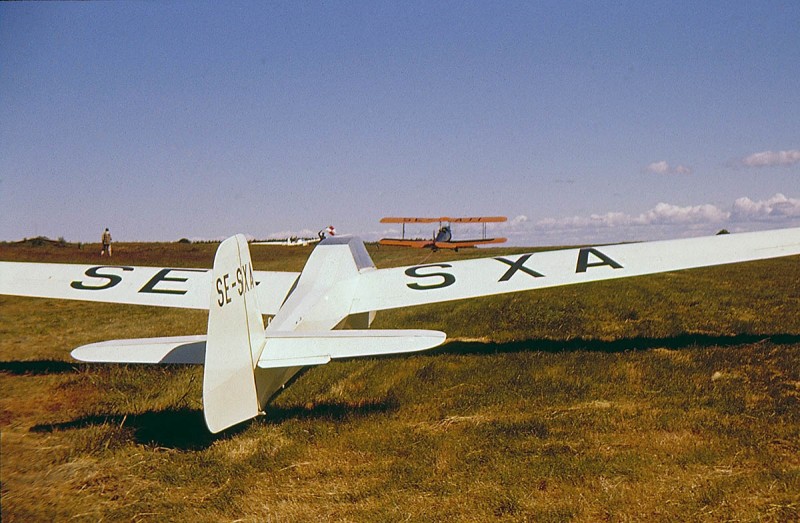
[2, 228, 799, 432]
[252, 236, 320, 247]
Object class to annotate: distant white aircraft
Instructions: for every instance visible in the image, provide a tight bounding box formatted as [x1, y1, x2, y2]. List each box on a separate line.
[2, 227, 799, 432]
[252, 236, 320, 247]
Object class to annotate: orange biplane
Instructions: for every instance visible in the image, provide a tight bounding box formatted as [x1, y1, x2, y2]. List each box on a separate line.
[379, 216, 508, 250]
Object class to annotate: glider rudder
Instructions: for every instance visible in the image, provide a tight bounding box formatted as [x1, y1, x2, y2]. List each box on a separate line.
[203, 234, 264, 433]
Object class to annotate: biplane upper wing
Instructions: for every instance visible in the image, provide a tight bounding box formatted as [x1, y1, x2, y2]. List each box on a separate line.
[352, 227, 800, 313]
[0, 261, 299, 315]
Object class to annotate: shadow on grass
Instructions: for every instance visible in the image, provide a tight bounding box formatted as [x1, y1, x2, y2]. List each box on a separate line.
[0, 361, 197, 376]
[5, 333, 800, 376]
[264, 397, 399, 423]
[0, 360, 79, 375]
[30, 408, 231, 450]
[29, 399, 398, 450]
[435, 333, 800, 356]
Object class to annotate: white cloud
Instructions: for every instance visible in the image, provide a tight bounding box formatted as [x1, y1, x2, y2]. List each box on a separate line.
[742, 149, 800, 168]
[645, 161, 692, 175]
[637, 202, 727, 225]
[731, 193, 800, 220]
[535, 202, 728, 231]
[646, 161, 670, 174]
[505, 194, 800, 246]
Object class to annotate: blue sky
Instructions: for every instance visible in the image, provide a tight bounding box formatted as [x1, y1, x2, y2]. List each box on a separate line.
[1, 1, 798, 245]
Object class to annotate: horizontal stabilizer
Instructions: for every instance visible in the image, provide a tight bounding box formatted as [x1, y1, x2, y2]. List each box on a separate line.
[257, 329, 446, 368]
[71, 335, 206, 364]
[71, 329, 446, 368]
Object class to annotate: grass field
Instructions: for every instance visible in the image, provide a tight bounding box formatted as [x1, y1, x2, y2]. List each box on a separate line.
[1, 239, 799, 521]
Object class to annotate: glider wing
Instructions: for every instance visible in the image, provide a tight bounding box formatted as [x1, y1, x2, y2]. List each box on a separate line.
[352, 227, 800, 313]
[0, 261, 299, 314]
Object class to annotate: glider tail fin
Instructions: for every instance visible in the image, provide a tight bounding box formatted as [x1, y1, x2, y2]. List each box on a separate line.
[203, 234, 265, 433]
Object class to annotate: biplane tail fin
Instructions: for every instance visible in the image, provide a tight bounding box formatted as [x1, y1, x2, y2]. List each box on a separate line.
[203, 234, 265, 433]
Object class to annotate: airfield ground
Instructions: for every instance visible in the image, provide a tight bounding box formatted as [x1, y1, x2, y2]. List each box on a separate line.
[1, 240, 799, 521]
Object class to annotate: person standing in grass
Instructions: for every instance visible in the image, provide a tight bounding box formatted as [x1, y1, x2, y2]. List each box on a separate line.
[101, 227, 112, 257]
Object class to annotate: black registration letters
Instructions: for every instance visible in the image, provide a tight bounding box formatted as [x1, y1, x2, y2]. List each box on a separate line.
[405, 264, 456, 290]
[494, 254, 545, 281]
[70, 266, 134, 291]
[140, 268, 206, 295]
[575, 248, 623, 273]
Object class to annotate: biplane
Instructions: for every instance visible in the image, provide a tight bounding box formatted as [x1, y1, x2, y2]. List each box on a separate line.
[379, 216, 508, 250]
[2, 227, 800, 433]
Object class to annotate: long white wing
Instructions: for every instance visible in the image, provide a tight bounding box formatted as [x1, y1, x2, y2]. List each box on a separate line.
[350, 227, 800, 313]
[4, 228, 799, 315]
[0, 262, 299, 314]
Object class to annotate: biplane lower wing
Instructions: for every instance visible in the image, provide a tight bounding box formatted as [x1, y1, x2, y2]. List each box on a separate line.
[353, 227, 800, 313]
[0, 261, 299, 315]
[433, 238, 508, 249]
[378, 238, 435, 248]
[378, 237, 508, 249]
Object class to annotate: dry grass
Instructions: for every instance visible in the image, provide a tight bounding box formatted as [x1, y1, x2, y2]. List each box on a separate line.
[1, 239, 799, 521]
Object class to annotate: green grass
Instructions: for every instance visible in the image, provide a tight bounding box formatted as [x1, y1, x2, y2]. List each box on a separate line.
[1, 240, 799, 521]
